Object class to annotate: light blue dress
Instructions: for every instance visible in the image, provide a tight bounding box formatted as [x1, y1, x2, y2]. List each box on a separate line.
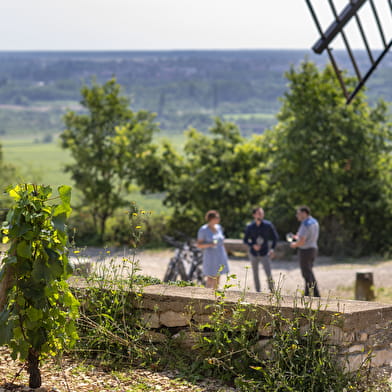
[197, 224, 229, 277]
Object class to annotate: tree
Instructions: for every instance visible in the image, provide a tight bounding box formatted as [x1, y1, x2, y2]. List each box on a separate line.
[264, 61, 392, 255]
[0, 184, 79, 388]
[139, 118, 270, 237]
[60, 78, 158, 241]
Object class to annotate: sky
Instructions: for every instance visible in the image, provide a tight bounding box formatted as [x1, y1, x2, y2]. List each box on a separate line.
[0, 0, 390, 51]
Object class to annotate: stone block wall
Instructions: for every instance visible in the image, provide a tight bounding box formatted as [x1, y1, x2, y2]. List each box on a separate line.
[224, 239, 292, 260]
[138, 285, 392, 371]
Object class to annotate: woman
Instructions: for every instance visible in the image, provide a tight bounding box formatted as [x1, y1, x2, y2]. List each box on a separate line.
[197, 210, 229, 289]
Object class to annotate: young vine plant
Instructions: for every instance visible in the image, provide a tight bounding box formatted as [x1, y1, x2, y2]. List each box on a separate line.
[0, 184, 79, 388]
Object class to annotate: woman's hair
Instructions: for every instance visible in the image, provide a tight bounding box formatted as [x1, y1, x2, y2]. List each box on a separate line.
[205, 210, 220, 222]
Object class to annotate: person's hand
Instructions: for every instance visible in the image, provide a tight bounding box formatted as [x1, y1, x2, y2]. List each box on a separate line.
[268, 249, 275, 259]
[253, 244, 261, 251]
[290, 242, 297, 249]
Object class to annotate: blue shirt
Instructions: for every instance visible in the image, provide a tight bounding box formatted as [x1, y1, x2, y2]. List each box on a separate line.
[297, 216, 319, 249]
[243, 219, 279, 256]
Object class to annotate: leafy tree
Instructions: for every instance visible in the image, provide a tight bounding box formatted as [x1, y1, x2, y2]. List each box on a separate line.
[139, 118, 270, 237]
[264, 61, 392, 255]
[60, 78, 158, 241]
[0, 184, 79, 388]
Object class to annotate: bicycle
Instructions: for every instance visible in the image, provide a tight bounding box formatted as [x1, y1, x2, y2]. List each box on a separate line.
[163, 235, 205, 285]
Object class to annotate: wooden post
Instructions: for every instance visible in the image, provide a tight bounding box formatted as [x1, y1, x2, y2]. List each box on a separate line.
[355, 271, 375, 301]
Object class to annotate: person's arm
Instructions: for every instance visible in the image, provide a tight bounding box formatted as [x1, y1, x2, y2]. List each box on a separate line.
[290, 236, 306, 248]
[268, 223, 279, 256]
[290, 226, 306, 248]
[244, 225, 258, 251]
[197, 227, 215, 249]
[270, 223, 278, 249]
[243, 225, 251, 246]
[197, 240, 215, 249]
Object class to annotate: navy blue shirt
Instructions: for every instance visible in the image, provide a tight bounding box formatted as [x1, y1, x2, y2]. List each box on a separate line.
[243, 220, 279, 256]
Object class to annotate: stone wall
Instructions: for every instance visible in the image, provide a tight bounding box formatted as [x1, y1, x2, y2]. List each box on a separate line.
[138, 285, 392, 371]
[224, 239, 292, 260]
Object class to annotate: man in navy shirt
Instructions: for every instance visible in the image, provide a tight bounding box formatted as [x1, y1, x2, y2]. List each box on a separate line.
[243, 207, 278, 292]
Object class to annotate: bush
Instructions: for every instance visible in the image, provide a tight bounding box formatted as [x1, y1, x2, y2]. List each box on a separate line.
[104, 211, 171, 248]
[67, 208, 100, 246]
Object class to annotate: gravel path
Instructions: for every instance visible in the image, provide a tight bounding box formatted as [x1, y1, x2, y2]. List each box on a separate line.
[71, 247, 392, 301]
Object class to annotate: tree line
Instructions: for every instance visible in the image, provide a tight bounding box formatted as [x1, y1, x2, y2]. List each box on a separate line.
[0, 50, 390, 134]
[1, 60, 391, 256]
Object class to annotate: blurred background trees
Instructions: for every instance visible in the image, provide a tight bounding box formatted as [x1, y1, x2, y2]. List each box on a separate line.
[264, 62, 392, 255]
[60, 78, 158, 241]
[3, 59, 389, 256]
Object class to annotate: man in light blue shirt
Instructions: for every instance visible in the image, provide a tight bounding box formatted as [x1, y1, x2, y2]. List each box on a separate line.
[290, 206, 320, 297]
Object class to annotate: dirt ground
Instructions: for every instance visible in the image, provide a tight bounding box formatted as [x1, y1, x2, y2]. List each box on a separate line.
[71, 247, 392, 302]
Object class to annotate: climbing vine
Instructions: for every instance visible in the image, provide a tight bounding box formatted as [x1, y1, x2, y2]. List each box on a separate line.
[0, 184, 79, 388]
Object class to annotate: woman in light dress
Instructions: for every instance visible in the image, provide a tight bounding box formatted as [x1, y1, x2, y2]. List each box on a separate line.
[197, 210, 229, 289]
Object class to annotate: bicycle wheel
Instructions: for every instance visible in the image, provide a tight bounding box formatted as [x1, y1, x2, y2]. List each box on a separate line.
[163, 257, 178, 282]
[188, 253, 205, 286]
[163, 257, 187, 282]
[193, 264, 205, 286]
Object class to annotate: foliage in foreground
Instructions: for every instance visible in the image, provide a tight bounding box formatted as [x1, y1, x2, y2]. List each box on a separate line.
[0, 184, 79, 388]
[72, 256, 159, 366]
[71, 261, 386, 392]
[71, 205, 161, 365]
[190, 278, 357, 391]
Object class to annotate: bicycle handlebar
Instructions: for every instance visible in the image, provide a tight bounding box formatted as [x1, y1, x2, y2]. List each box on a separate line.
[163, 234, 199, 250]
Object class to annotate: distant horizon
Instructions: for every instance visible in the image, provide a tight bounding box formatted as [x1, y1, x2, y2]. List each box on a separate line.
[0, 48, 377, 53]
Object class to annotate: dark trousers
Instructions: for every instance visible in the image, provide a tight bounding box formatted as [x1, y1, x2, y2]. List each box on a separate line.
[248, 253, 274, 292]
[298, 248, 320, 297]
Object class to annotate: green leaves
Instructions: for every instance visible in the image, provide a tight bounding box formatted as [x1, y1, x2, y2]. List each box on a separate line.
[60, 78, 158, 240]
[54, 185, 72, 218]
[17, 241, 32, 258]
[266, 60, 392, 255]
[145, 118, 269, 236]
[0, 310, 12, 345]
[0, 183, 79, 365]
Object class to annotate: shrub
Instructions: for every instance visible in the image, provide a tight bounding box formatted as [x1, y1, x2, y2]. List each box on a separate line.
[68, 208, 100, 246]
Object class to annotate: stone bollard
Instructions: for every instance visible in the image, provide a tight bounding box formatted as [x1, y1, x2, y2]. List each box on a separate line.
[355, 271, 375, 301]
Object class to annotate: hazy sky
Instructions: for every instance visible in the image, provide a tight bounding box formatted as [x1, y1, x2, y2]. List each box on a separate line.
[0, 0, 390, 50]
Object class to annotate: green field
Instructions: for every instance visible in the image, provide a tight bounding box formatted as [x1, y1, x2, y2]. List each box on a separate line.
[2, 136, 73, 186]
[223, 113, 276, 121]
[1, 132, 186, 213]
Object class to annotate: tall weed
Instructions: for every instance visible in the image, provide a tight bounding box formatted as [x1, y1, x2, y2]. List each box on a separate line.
[192, 278, 363, 391]
[71, 205, 161, 366]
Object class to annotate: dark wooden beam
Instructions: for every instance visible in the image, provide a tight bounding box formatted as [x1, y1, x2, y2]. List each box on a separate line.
[312, 0, 368, 54]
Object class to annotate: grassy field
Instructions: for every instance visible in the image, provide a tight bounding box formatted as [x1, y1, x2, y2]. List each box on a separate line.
[223, 113, 276, 121]
[2, 136, 73, 186]
[1, 132, 186, 212]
